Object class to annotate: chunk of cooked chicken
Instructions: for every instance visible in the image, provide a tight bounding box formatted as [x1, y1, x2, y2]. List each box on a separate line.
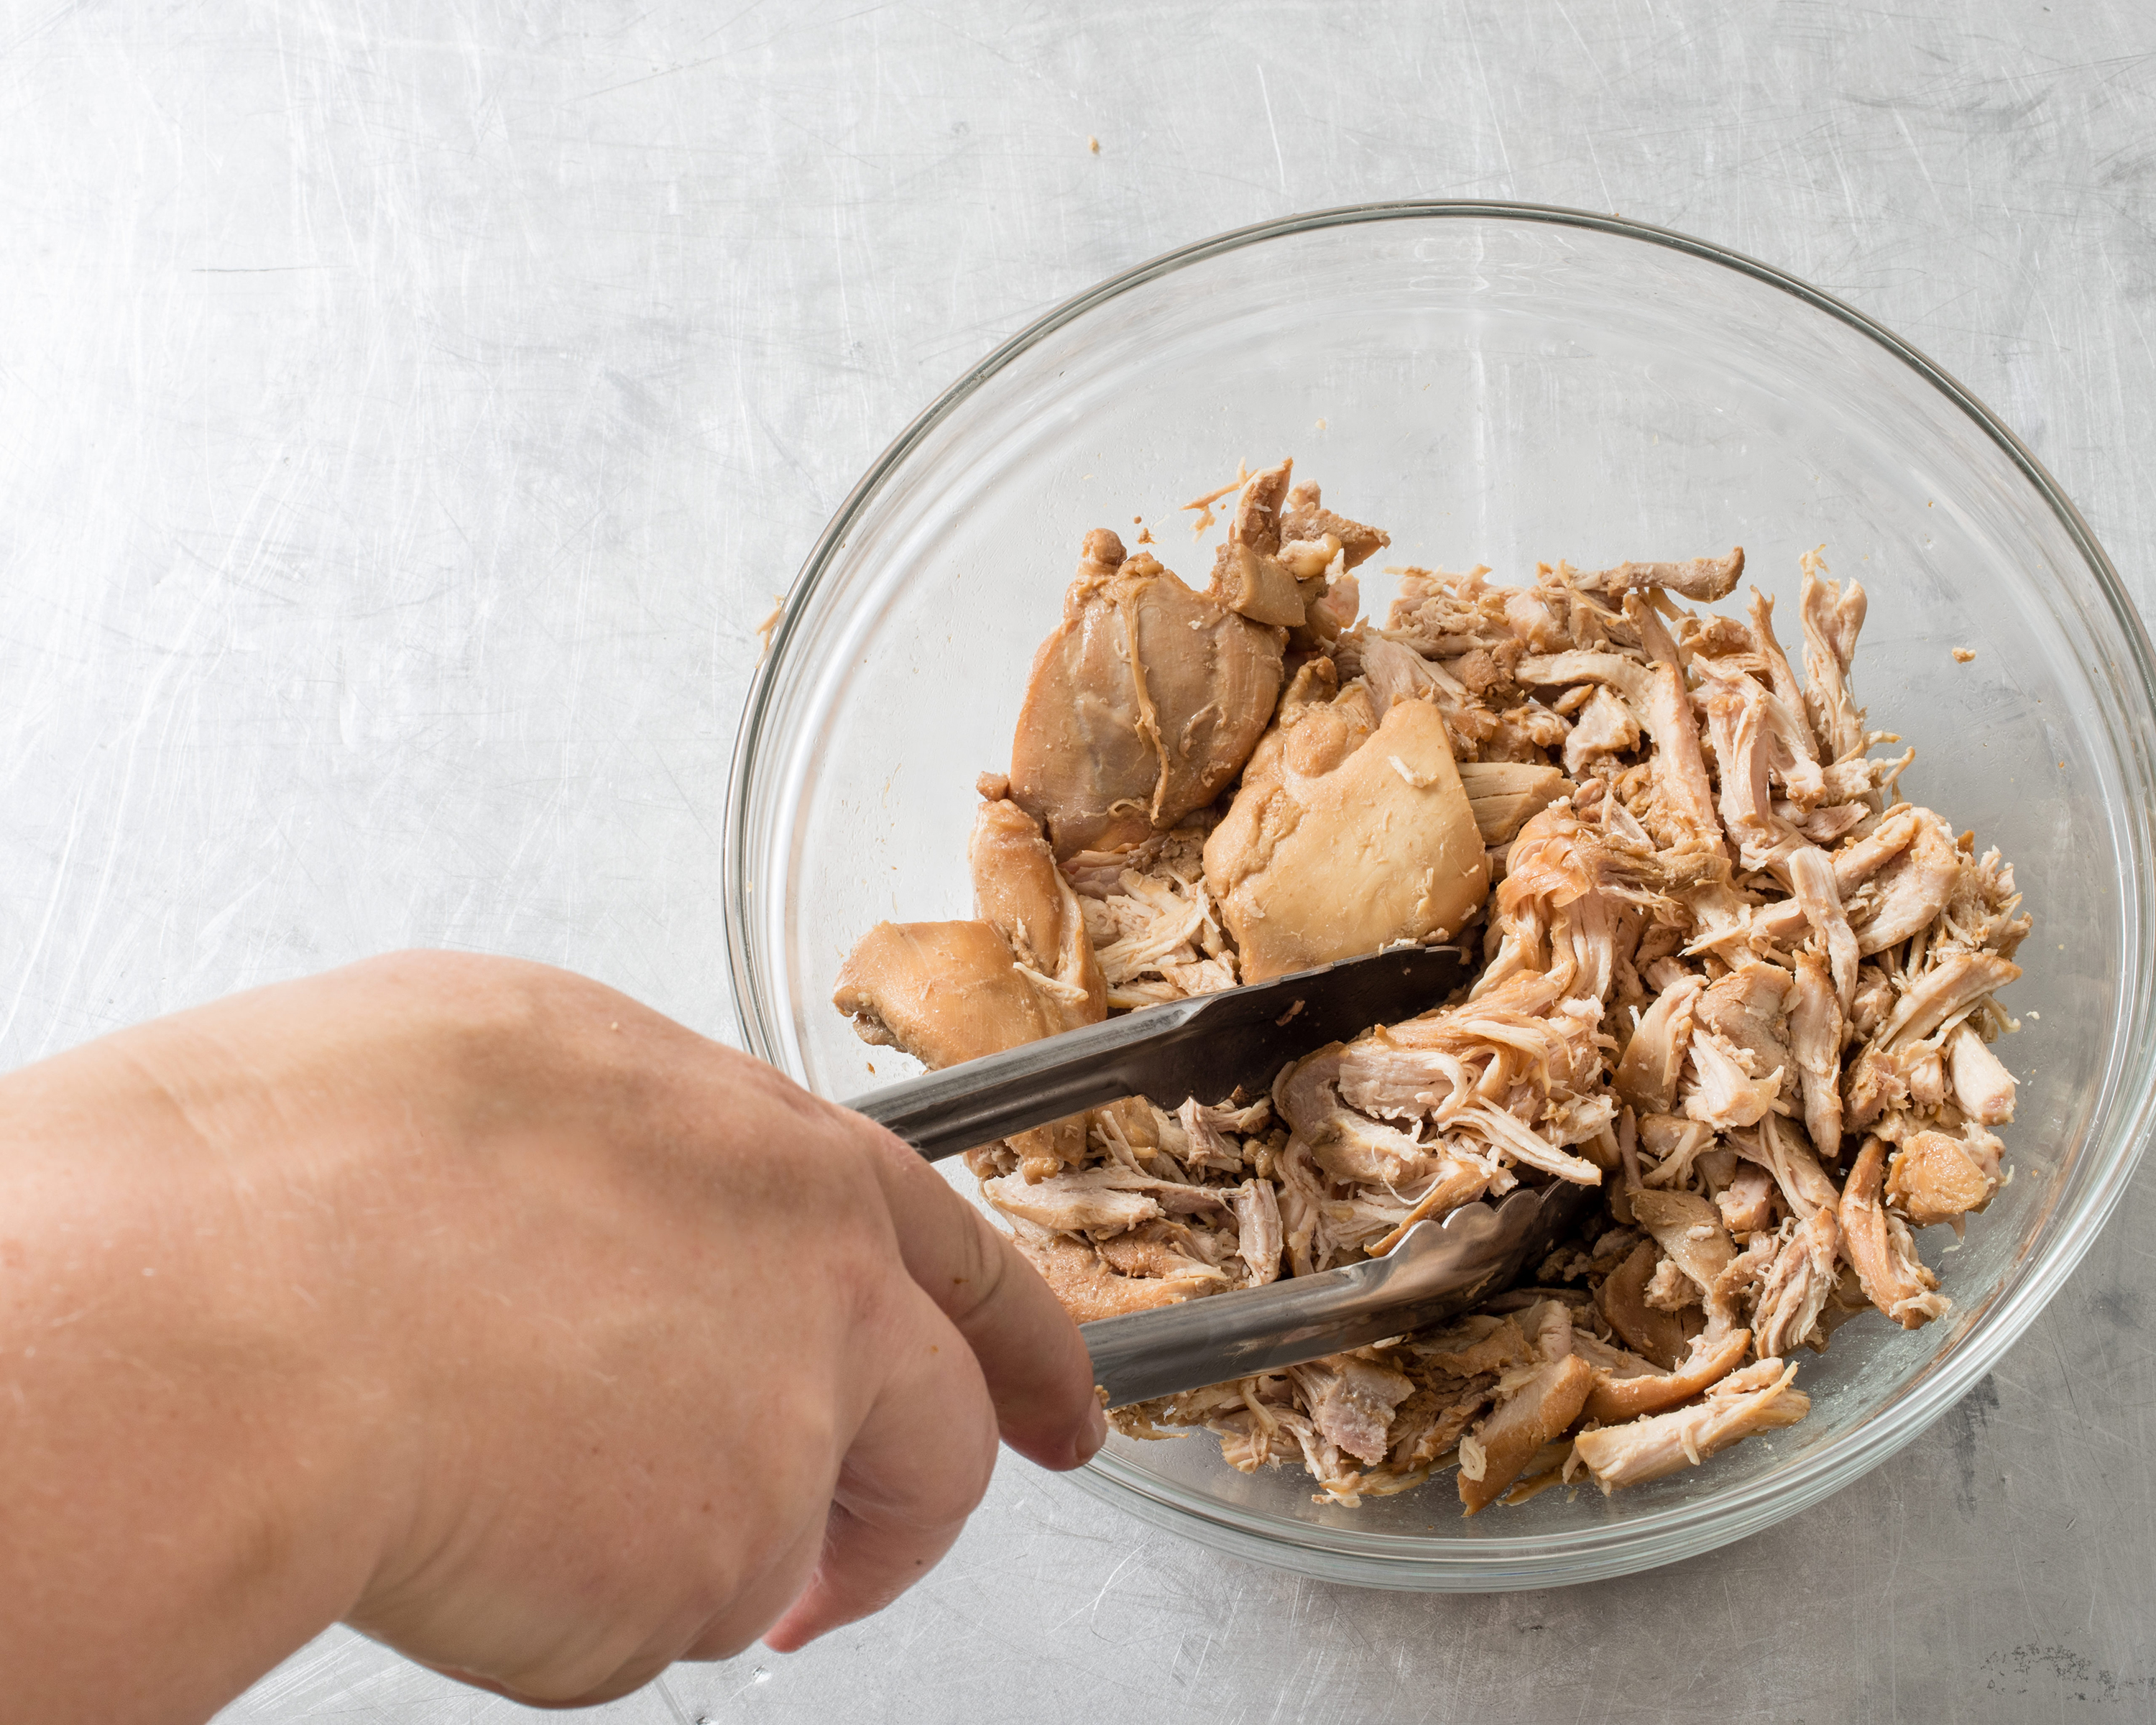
[1279, 479, 1391, 571]
[1681, 1028, 1782, 1131]
[980, 1165, 1173, 1233]
[1562, 684, 1643, 776]
[1696, 658, 1802, 872]
[1787, 844, 1859, 1008]
[1010, 1226, 1220, 1323]
[1459, 1353, 1595, 1514]
[1845, 951, 2023, 1130]
[969, 795, 1106, 1026]
[1580, 1327, 1752, 1423]
[1231, 1177, 1285, 1284]
[1455, 760, 1573, 845]
[1785, 952, 1846, 1161]
[834, 919, 1060, 1065]
[1629, 1188, 1737, 1303]
[1292, 1356, 1418, 1468]
[1840, 1135, 1950, 1328]
[1851, 809, 1961, 954]
[1571, 547, 1745, 602]
[1753, 1207, 1841, 1357]
[1206, 459, 1309, 626]
[1946, 1023, 2018, 1126]
[1734, 1112, 1841, 1220]
[833, 919, 1085, 1177]
[1204, 696, 1488, 980]
[1696, 961, 1793, 1088]
[1010, 532, 1285, 857]
[1596, 1240, 1700, 1370]
[1715, 1159, 1778, 1236]
[1572, 1358, 1810, 1491]
[1886, 1129, 1999, 1228]
[1616, 975, 1705, 1115]
[1799, 553, 1869, 767]
[1515, 622, 1723, 856]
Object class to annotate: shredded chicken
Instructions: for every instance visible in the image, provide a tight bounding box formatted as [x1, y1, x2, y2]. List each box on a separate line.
[834, 459, 2027, 1512]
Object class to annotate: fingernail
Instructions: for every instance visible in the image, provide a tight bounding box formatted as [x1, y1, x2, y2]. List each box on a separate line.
[1077, 1394, 1108, 1464]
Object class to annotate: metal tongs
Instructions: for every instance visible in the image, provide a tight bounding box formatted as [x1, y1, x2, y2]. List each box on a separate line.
[846, 947, 1598, 1407]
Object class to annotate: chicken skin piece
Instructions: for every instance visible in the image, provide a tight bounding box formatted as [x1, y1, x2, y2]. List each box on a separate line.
[1009, 530, 1285, 858]
[1204, 698, 1488, 982]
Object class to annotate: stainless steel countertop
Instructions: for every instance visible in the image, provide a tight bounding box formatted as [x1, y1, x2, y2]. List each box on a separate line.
[4, 4, 2151, 1720]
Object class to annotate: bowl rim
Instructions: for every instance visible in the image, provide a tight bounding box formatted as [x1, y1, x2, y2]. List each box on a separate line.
[724, 200, 2156, 1582]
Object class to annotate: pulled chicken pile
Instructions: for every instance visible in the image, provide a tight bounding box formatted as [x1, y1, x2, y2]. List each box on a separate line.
[831, 459, 2027, 1513]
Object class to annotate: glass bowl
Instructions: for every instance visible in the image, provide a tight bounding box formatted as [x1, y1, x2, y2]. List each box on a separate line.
[724, 203, 2156, 1589]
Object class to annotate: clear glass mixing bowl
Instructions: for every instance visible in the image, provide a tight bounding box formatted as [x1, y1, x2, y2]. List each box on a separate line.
[724, 203, 2156, 1589]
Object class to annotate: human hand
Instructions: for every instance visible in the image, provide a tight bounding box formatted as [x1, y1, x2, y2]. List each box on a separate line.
[0, 952, 1102, 1720]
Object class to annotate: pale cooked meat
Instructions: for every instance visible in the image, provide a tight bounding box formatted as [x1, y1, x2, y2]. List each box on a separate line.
[1455, 760, 1573, 844]
[1787, 845, 1859, 1008]
[834, 919, 1059, 1064]
[969, 795, 1106, 1026]
[1231, 1177, 1284, 1284]
[1786, 952, 1846, 1160]
[1009, 533, 1284, 856]
[1353, 630, 1505, 760]
[1629, 1188, 1737, 1302]
[1946, 1023, 2018, 1125]
[1080, 829, 1237, 1007]
[1581, 1327, 1751, 1424]
[1839, 1135, 1950, 1328]
[1734, 1113, 1841, 1220]
[1695, 961, 1793, 1086]
[1570, 547, 1744, 602]
[1596, 1240, 1698, 1370]
[1290, 967, 1607, 1200]
[1010, 1227, 1218, 1324]
[1749, 804, 1925, 947]
[833, 919, 1086, 1177]
[1752, 1207, 1841, 1357]
[1519, 630, 1723, 854]
[1639, 1112, 1717, 1191]
[1314, 1108, 1444, 1187]
[1715, 1160, 1778, 1235]
[1799, 553, 1869, 766]
[1746, 588, 1825, 802]
[1883, 949, 2024, 1046]
[1482, 801, 1695, 1007]
[1458, 1354, 1595, 1514]
[1886, 1130, 1999, 1228]
[1366, 1159, 1491, 1255]
[1615, 975, 1705, 1115]
[1562, 684, 1642, 776]
[1279, 479, 1391, 571]
[1514, 646, 1652, 708]
[1851, 810, 1961, 954]
[1291, 1356, 1417, 1467]
[1178, 1095, 1265, 1174]
[1204, 696, 1488, 980]
[981, 1166, 1164, 1233]
[1572, 1359, 1810, 1491]
[1206, 459, 1309, 627]
[1093, 1223, 1220, 1283]
[1696, 658, 1800, 871]
[1682, 1028, 1782, 1130]
[1846, 952, 2024, 1129]
[1626, 594, 1729, 855]
[1281, 1005, 1600, 1192]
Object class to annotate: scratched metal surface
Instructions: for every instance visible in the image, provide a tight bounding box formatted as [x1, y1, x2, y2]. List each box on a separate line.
[2, 2, 2152, 1720]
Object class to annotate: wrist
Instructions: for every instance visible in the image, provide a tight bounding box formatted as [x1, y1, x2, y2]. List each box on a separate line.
[0, 1030, 405, 1723]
